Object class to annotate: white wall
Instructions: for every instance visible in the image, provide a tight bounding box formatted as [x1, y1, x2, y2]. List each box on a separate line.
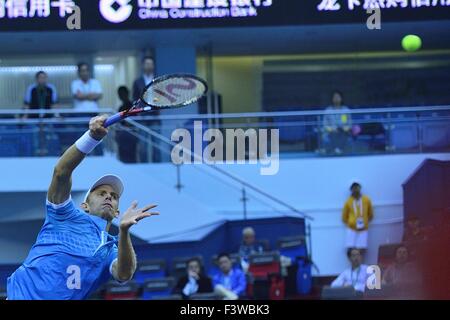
[0, 153, 449, 274]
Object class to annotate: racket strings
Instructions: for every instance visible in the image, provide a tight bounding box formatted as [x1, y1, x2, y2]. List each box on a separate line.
[142, 77, 206, 108]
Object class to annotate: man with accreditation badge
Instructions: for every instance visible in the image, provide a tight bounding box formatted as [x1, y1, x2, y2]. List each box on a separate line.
[342, 181, 374, 257]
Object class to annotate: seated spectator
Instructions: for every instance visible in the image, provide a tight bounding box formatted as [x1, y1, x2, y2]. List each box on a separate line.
[331, 248, 368, 293]
[213, 253, 247, 300]
[238, 227, 264, 271]
[23, 71, 58, 119]
[403, 215, 427, 243]
[382, 245, 420, 288]
[322, 91, 352, 155]
[173, 257, 213, 300]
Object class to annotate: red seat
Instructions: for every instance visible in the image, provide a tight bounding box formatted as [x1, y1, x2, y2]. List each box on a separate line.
[104, 281, 140, 300]
[248, 252, 281, 279]
[377, 243, 401, 271]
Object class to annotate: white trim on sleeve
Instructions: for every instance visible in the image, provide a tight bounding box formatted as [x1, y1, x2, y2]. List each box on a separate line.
[109, 258, 130, 284]
[46, 196, 72, 209]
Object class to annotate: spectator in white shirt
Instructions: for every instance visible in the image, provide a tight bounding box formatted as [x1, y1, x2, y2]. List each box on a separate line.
[331, 248, 369, 293]
[71, 62, 103, 112]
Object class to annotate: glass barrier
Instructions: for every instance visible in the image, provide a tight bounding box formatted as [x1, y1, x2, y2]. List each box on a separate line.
[129, 106, 450, 162]
[0, 107, 449, 159]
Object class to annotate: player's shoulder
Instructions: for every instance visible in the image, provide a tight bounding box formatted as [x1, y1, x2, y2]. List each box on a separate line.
[45, 196, 84, 218]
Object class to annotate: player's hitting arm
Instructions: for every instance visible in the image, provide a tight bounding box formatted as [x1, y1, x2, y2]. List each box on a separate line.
[113, 227, 137, 282]
[47, 115, 108, 205]
[112, 202, 159, 282]
[47, 145, 85, 205]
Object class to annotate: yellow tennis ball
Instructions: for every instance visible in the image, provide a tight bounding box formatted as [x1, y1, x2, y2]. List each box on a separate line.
[402, 35, 422, 52]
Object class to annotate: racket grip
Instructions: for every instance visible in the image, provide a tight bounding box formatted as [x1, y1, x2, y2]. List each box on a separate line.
[104, 113, 123, 128]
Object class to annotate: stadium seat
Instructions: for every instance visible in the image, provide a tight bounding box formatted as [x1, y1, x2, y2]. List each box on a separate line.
[134, 259, 166, 284]
[422, 121, 450, 150]
[142, 277, 176, 300]
[152, 294, 183, 300]
[277, 235, 307, 261]
[274, 116, 306, 144]
[389, 123, 419, 151]
[377, 243, 401, 271]
[189, 292, 220, 300]
[248, 272, 286, 300]
[104, 281, 140, 300]
[248, 252, 281, 279]
[321, 286, 362, 300]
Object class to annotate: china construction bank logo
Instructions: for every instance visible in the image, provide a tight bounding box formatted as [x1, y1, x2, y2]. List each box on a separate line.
[99, 0, 133, 23]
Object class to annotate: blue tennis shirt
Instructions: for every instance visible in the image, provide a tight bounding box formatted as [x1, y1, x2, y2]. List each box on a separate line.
[7, 196, 119, 300]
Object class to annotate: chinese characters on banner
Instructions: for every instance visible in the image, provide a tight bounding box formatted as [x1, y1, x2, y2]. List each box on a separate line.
[0, 0, 75, 19]
[135, 0, 274, 19]
[0, 0, 274, 20]
[136, 0, 273, 9]
[317, 0, 450, 11]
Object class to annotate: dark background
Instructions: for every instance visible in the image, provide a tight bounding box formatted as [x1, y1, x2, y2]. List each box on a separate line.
[1, 0, 450, 31]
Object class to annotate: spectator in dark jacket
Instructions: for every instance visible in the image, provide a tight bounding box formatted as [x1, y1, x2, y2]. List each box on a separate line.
[115, 86, 138, 163]
[132, 56, 160, 163]
[24, 71, 58, 119]
[173, 257, 213, 299]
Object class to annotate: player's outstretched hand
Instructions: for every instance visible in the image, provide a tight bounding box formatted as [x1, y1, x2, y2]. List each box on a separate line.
[120, 201, 159, 231]
[89, 115, 109, 140]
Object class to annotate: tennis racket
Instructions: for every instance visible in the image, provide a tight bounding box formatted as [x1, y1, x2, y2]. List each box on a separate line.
[104, 73, 208, 128]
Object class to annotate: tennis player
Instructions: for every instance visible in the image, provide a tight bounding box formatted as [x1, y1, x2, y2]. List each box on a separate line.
[7, 115, 159, 300]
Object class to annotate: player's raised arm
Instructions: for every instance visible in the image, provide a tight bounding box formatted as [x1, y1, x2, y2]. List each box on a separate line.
[111, 201, 159, 282]
[47, 115, 108, 204]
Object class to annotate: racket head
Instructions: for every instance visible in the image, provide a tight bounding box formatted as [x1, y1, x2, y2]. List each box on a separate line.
[140, 74, 208, 109]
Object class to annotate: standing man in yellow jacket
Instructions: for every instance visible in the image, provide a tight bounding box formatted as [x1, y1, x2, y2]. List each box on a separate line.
[342, 182, 374, 255]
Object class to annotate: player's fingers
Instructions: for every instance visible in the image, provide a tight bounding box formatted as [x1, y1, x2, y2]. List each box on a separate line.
[136, 212, 159, 222]
[141, 204, 158, 212]
[128, 201, 138, 211]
